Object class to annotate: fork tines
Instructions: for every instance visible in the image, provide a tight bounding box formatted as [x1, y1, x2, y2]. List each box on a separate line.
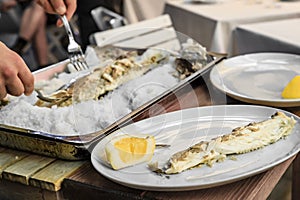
[69, 51, 89, 71]
[60, 14, 89, 71]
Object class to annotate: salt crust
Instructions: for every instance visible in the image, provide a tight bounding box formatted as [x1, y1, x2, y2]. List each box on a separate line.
[0, 63, 178, 136]
[0, 42, 207, 136]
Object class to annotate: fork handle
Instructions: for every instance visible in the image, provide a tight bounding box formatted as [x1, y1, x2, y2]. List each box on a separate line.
[60, 15, 76, 42]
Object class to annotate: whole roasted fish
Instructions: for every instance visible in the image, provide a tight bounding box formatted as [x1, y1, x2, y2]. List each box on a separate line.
[35, 49, 170, 107]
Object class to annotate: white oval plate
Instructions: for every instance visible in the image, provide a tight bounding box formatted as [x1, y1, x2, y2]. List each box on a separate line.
[91, 105, 300, 191]
[210, 53, 300, 107]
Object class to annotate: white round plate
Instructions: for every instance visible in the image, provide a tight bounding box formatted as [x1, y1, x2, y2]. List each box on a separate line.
[91, 105, 300, 191]
[210, 53, 300, 107]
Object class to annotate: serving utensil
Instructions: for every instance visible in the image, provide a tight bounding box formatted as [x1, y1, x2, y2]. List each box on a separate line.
[60, 15, 88, 71]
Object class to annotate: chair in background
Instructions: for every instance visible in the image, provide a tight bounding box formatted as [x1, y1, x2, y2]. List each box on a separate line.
[89, 14, 181, 51]
[89, 6, 127, 45]
[91, 6, 127, 31]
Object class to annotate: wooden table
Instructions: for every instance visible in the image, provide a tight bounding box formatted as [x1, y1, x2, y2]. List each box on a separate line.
[0, 71, 299, 200]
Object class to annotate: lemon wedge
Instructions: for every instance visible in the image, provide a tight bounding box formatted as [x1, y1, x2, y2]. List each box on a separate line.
[105, 134, 156, 170]
[282, 75, 300, 99]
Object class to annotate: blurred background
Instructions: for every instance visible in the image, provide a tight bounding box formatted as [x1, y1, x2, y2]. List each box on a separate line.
[0, 0, 164, 71]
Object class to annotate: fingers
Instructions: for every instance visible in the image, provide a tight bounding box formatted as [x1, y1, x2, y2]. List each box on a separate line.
[36, 0, 66, 14]
[36, 0, 77, 27]
[4, 73, 25, 97]
[0, 61, 25, 98]
[56, 0, 77, 26]
[16, 59, 34, 96]
[3, 54, 34, 97]
[0, 80, 7, 100]
[64, 0, 77, 20]
[48, 0, 67, 15]
[0, 43, 34, 99]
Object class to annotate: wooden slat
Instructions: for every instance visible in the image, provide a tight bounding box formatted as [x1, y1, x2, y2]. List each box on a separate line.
[0, 148, 87, 192]
[93, 14, 173, 46]
[29, 160, 87, 191]
[62, 162, 147, 199]
[0, 149, 30, 177]
[0, 179, 61, 200]
[2, 154, 55, 185]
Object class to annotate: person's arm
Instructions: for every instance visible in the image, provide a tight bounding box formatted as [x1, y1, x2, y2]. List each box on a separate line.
[0, 0, 77, 100]
[0, 42, 34, 99]
[35, 0, 77, 26]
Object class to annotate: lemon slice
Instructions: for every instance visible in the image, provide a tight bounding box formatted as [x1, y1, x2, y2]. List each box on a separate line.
[105, 134, 156, 170]
[282, 75, 300, 99]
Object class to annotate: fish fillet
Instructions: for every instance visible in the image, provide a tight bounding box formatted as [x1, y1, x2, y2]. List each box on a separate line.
[153, 112, 296, 174]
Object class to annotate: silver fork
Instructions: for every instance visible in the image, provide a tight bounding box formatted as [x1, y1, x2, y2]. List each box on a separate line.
[35, 16, 89, 102]
[60, 15, 88, 71]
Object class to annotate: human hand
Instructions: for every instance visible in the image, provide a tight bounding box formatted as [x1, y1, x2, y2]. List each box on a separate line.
[0, 42, 34, 100]
[35, 0, 77, 26]
[0, 0, 17, 12]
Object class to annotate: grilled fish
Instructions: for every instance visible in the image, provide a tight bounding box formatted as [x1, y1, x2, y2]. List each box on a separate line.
[151, 112, 296, 174]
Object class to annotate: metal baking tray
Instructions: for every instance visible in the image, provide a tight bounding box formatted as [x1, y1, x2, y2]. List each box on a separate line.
[0, 49, 226, 160]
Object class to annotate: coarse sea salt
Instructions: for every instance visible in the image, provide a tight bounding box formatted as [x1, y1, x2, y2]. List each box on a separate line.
[0, 62, 179, 136]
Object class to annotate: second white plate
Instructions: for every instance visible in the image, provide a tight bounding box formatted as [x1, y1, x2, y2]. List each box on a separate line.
[210, 53, 300, 107]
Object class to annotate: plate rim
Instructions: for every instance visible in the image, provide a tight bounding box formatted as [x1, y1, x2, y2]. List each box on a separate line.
[91, 105, 300, 191]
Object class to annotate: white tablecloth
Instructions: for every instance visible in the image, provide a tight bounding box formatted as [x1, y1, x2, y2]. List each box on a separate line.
[164, 0, 300, 55]
[233, 18, 300, 55]
[123, 0, 166, 23]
